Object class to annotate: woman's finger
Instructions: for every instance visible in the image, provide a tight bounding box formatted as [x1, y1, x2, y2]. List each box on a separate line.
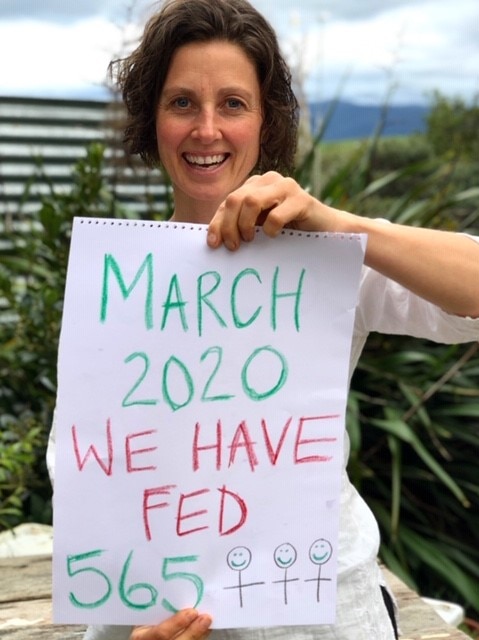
[208, 173, 327, 250]
[207, 174, 289, 249]
[131, 609, 212, 640]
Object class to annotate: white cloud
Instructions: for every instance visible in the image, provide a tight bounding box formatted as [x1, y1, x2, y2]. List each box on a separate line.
[0, 17, 135, 97]
[280, 0, 479, 103]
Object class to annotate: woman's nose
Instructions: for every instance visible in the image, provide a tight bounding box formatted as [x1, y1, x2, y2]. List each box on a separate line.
[191, 108, 222, 143]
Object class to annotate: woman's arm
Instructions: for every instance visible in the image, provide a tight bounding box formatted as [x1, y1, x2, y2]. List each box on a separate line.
[335, 214, 479, 318]
[207, 172, 479, 318]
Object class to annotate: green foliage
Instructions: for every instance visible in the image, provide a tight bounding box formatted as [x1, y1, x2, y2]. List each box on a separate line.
[0, 144, 143, 529]
[0, 420, 43, 529]
[349, 339, 479, 616]
[426, 91, 479, 160]
[298, 125, 479, 233]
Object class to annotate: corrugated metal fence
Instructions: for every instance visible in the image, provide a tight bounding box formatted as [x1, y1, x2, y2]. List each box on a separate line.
[0, 96, 169, 221]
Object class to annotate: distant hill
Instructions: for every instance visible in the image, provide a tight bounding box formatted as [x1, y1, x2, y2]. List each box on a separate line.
[309, 101, 429, 141]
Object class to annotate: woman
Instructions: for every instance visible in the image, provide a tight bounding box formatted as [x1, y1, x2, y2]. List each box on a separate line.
[50, 0, 479, 639]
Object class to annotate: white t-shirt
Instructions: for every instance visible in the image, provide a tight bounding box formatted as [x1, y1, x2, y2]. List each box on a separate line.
[47, 235, 479, 640]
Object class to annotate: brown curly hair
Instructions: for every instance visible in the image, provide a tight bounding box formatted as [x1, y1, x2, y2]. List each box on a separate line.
[111, 0, 299, 175]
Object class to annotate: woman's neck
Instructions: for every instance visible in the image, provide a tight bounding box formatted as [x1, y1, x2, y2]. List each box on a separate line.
[169, 197, 221, 225]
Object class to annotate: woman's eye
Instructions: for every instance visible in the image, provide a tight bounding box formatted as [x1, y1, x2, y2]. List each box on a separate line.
[226, 98, 244, 110]
[174, 97, 190, 108]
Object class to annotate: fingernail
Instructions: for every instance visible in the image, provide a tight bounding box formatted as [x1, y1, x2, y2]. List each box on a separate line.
[241, 230, 254, 243]
[225, 240, 238, 251]
[184, 608, 198, 621]
[197, 614, 213, 629]
[207, 231, 217, 247]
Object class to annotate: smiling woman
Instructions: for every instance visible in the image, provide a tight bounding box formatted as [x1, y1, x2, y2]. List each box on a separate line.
[47, 1, 479, 640]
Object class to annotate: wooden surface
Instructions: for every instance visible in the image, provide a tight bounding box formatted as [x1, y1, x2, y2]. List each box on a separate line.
[0, 555, 85, 639]
[0, 555, 470, 639]
[384, 570, 469, 640]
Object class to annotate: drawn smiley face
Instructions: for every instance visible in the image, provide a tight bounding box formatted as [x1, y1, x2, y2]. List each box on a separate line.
[274, 543, 297, 569]
[309, 538, 333, 566]
[227, 546, 252, 571]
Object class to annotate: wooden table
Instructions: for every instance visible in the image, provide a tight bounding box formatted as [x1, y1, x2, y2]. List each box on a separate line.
[0, 555, 470, 639]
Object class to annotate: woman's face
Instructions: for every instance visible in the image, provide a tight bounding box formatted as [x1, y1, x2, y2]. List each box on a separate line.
[156, 40, 263, 222]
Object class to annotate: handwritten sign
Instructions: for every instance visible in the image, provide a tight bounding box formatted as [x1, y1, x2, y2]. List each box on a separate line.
[52, 218, 366, 628]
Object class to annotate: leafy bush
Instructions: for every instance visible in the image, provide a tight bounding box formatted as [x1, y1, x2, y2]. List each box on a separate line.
[0, 419, 43, 528]
[349, 338, 479, 615]
[0, 144, 161, 529]
[426, 91, 479, 161]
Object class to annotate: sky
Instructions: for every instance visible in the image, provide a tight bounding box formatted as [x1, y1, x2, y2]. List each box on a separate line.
[0, 0, 478, 106]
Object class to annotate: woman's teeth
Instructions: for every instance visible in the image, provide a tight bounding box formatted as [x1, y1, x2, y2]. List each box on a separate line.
[185, 154, 227, 167]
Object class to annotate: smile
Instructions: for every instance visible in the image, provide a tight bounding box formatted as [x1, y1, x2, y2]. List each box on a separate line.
[184, 153, 229, 168]
[231, 560, 247, 568]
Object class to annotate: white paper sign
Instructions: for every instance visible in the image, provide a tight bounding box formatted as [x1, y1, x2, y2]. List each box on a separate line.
[53, 218, 366, 629]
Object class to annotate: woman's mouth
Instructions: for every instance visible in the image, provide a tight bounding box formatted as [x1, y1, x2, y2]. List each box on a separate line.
[184, 153, 229, 168]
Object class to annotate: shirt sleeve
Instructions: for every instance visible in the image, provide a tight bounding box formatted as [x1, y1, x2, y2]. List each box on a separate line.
[355, 234, 479, 343]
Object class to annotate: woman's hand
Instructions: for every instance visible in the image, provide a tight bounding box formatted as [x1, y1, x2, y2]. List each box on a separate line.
[207, 171, 340, 251]
[131, 609, 212, 640]
[205, 171, 479, 316]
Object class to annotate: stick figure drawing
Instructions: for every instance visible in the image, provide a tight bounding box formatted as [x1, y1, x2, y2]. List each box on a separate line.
[224, 546, 265, 608]
[305, 538, 333, 603]
[272, 542, 299, 604]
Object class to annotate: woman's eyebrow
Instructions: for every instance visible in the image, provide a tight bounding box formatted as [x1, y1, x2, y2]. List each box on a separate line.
[219, 86, 255, 99]
[161, 85, 256, 100]
[160, 86, 194, 99]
